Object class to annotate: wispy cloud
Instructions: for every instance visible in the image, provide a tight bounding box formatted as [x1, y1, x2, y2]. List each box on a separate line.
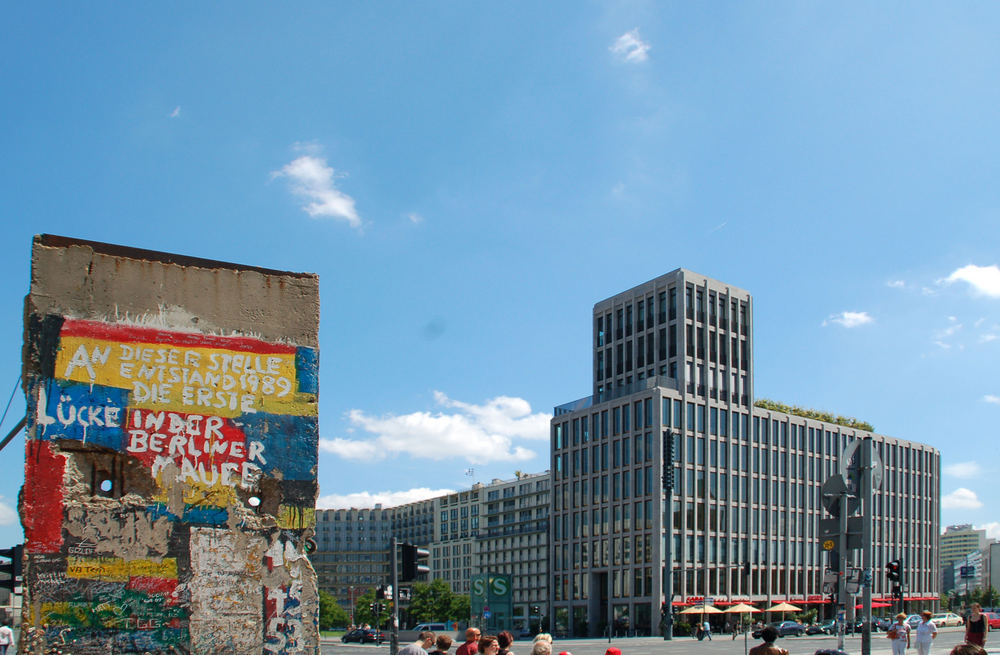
[406, 212, 424, 225]
[319, 392, 550, 463]
[823, 311, 874, 328]
[272, 149, 361, 228]
[610, 29, 650, 63]
[942, 488, 983, 509]
[944, 461, 982, 478]
[0, 496, 15, 525]
[317, 487, 456, 510]
[886, 280, 905, 289]
[984, 395, 1000, 405]
[169, 106, 181, 119]
[945, 264, 1000, 298]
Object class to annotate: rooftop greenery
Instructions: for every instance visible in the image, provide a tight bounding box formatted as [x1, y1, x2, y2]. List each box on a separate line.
[754, 398, 874, 432]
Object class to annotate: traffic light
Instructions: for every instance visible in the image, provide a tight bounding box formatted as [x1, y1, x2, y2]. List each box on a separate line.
[531, 605, 540, 615]
[369, 602, 377, 614]
[0, 544, 23, 593]
[401, 543, 430, 582]
[886, 559, 901, 582]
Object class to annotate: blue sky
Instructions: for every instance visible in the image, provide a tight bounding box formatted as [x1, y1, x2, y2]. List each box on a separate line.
[1, 3, 999, 549]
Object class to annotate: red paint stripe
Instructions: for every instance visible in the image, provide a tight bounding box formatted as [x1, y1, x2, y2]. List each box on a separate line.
[60, 319, 296, 354]
[24, 441, 65, 553]
[128, 576, 178, 594]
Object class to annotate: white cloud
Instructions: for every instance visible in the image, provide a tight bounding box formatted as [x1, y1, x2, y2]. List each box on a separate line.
[984, 395, 1000, 405]
[0, 496, 15, 526]
[942, 488, 983, 509]
[610, 29, 650, 63]
[978, 522, 1000, 541]
[822, 311, 874, 328]
[169, 106, 181, 118]
[981, 334, 999, 343]
[944, 461, 982, 478]
[272, 153, 361, 228]
[406, 212, 424, 225]
[317, 487, 455, 510]
[945, 264, 1000, 298]
[887, 280, 905, 289]
[319, 392, 548, 464]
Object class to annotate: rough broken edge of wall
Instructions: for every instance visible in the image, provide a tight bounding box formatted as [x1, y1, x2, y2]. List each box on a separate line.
[19, 234, 320, 654]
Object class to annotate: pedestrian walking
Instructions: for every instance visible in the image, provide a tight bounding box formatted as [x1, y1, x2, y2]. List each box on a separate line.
[429, 634, 453, 655]
[915, 610, 938, 655]
[702, 619, 712, 641]
[0, 621, 14, 655]
[964, 603, 988, 648]
[888, 612, 911, 655]
[497, 631, 515, 655]
[748, 625, 788, 655]
[457, 628, 481, 655]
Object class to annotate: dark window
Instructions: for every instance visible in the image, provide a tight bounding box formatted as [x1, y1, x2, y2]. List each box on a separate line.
[647, 297, 655, 329]
[625, 340, 633, 372]
[637, 301, 644, 332]
[616, 309, 623, 340]
[597, 316, 605, 347]
[658, 291, 667, 324]
[625, 304, 633, 337]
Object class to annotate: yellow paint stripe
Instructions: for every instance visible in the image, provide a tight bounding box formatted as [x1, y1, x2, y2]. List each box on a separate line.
[54, 335, 316, 416]
[66, 556, 178, 581]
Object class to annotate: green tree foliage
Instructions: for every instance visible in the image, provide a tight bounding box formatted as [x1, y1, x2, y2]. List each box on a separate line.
[754, 398, 874, 431]
[354, 588, 392, 628]
[408, 579, 465, 623]
[319, 590, 351, 630]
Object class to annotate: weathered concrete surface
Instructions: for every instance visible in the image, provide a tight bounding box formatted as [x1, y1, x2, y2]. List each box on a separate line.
[19, 234, 321, 654]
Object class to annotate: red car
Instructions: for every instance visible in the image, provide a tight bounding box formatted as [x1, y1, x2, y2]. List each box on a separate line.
[984, 612, 1000, 630]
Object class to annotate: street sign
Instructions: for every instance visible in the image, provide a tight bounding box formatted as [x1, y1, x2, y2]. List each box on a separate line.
[961, 565, 975, 578]
[398, 587, 411, 601]
[821, 474, 859, 517]
[483, 610, 492, 619]
[823, 539, 836, 551]
[841, 439, 884, 495]
[819, 516, 863, 550]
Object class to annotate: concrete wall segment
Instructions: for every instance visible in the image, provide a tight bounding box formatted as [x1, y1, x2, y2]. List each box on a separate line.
[20, 234, 320, 654]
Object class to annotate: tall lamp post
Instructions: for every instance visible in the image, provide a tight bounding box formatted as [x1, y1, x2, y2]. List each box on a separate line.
[349, 585, 356, 627]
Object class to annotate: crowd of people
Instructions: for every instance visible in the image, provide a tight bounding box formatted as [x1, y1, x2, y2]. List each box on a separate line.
[395, 604, 990, 655]
[397, 628, 631, 655]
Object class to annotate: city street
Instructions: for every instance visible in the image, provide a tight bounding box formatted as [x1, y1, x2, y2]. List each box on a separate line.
[324, 627, 975, 655]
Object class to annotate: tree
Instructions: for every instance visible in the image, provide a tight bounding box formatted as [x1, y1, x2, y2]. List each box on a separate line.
[319, 590, 350, 630]
[355, 588, 392, 628]
[409, 579, 458, 622]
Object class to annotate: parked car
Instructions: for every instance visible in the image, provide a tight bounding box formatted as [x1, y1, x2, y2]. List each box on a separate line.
[906, 615, 922, 629]
[876, 617, 893, 631]
[806, 620, 836, 635]
[753, 621, 805, 638]
[342, 629, 381, 643]
[984, 612, 1000, 630]
[931, 613, 964, 627]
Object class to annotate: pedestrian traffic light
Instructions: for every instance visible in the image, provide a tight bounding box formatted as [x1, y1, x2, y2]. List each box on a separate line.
[0, 544, 23, 593]
[886, 559, 901, 582]
[401, 543, 430, 582]
[369, 602, 377, 614]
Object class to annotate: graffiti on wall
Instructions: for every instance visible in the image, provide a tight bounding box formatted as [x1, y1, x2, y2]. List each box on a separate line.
[23, 315, 319, 654]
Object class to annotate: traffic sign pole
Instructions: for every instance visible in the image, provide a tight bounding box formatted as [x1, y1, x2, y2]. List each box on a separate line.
[861, 437, 873, 655]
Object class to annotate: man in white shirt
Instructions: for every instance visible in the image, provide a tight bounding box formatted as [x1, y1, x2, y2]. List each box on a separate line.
[915, 611, 938, 655]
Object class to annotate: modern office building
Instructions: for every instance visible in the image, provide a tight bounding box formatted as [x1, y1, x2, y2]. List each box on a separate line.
[315, 472, 549, 632]
[940, 524, 986, 591]
[549, 268, 941, 637]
